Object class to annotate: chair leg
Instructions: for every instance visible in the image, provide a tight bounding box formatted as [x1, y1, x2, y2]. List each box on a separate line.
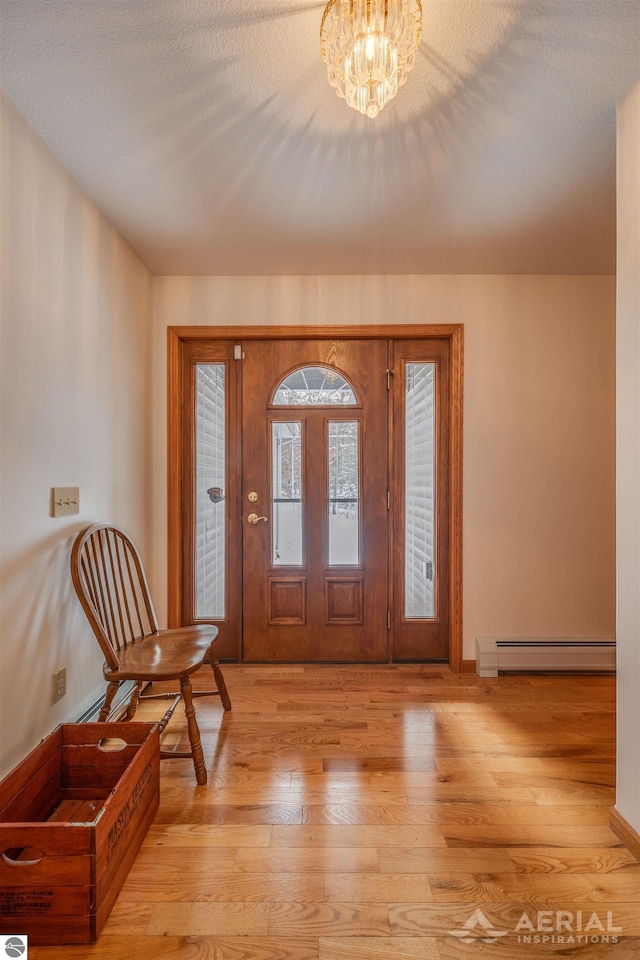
[125, 681, 143, 720]
[180, 676, 207, 785]
[211, 658, 232, 711]
[99, 681, 119, 722]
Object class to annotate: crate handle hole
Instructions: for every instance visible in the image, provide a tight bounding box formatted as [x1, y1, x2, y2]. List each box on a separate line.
[97, 737, 128, 752]
[2, 847, 44, 866]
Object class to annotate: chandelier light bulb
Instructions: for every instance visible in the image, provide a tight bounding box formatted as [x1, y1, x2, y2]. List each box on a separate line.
[321, 0, 422, 118]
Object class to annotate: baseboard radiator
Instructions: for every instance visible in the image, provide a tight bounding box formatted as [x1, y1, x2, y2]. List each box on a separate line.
[476, 637, 616, 677]
[77, 679, 141, 723]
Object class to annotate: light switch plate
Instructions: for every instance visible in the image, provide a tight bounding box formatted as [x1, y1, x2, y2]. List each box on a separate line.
[51, 486, 80, 517]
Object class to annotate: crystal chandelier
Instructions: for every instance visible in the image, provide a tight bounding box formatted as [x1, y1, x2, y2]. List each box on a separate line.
[321, 0, 422, 118]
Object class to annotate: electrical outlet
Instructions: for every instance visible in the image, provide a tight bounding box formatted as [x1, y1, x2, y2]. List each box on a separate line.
[53, 666, 67, 702]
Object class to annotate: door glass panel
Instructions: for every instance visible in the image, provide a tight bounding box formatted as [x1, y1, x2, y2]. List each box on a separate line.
[195, 364, 225, 619]
[328, 421, 360, 565]
[405, 363, 436, 619]
[273, 366, 357, 406]
[272, 421, 303, 565]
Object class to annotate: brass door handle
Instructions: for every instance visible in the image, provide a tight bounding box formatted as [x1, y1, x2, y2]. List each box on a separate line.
[247, 513, 268, 524]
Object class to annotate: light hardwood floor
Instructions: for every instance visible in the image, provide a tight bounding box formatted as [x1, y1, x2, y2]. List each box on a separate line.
[32, 666, 639, 959]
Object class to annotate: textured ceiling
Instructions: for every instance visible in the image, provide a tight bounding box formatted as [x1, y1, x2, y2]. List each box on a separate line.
[1, 1, 639, 275]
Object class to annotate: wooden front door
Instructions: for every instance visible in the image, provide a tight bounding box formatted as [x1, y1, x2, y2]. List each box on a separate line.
[241, 339, 389, 661]
[170, 326, 462, 668]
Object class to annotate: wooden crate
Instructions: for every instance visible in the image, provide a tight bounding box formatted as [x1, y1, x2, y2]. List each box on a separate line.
[0, 722, 159, 944]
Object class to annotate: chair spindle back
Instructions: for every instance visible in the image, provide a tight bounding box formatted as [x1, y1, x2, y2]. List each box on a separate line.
[71, 525, 159, 670]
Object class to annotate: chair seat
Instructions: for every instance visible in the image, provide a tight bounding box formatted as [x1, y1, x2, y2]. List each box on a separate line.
[104, 624, 218, 683]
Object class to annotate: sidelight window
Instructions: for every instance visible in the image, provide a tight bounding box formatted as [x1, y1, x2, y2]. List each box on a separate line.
[194, 364, 226, 619]
[405, 362, 436, 619]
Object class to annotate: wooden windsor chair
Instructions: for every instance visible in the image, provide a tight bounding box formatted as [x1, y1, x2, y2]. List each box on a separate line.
[70, 523, 231, 785]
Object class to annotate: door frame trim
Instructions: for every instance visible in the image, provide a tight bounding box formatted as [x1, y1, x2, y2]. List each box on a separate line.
[168, 324, 463, 671]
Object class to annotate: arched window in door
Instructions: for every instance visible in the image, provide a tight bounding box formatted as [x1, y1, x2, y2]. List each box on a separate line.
[272, 366, 358, 406]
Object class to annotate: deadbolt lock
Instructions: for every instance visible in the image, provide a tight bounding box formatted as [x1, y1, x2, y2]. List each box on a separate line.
[248, 492, 259, 502]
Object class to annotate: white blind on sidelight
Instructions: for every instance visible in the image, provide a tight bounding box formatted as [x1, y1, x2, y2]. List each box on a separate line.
[405, 362, 436, 619]
[195, 364, 226, 619]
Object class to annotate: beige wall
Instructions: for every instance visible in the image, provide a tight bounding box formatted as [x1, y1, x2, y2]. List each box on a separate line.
[0, 93, 152, 776]
[151, 274, 616, 658]
[0, 92, 620, 779]
[616, 80, 640, 836]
